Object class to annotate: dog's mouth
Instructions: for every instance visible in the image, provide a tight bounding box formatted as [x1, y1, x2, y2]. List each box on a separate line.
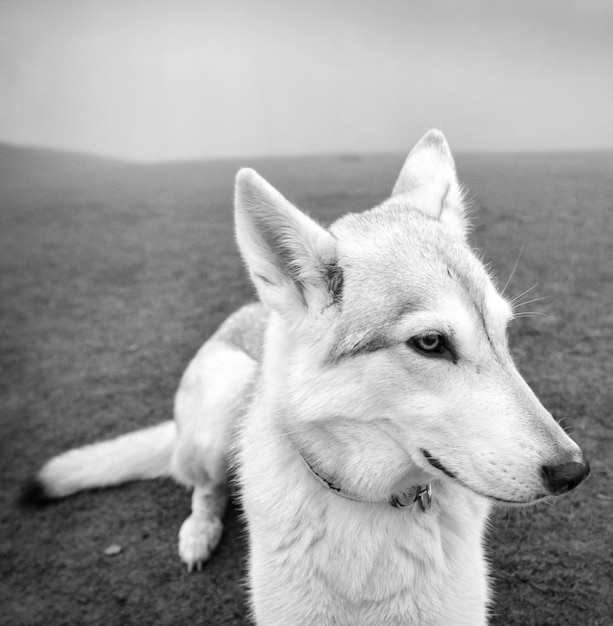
[420, 448, 547, 506]
[421, 449, 457, 479]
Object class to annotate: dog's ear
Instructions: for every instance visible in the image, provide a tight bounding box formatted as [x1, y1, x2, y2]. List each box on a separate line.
[392, 129, 468, 237]
[234, 168, 340, 317]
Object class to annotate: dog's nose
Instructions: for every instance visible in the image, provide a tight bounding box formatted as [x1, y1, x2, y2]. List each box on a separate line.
[541, 459, 590, 495]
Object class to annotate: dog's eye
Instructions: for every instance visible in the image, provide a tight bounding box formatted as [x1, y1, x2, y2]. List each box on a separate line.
[411, 332, 445, 353]
[408, 332, 455, 361]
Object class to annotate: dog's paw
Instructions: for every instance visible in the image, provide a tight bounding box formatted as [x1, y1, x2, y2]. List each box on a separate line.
[178, 513, 223, 572]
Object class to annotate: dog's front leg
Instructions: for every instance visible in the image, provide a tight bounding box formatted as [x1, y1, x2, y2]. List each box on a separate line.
[178, 482, 227, 572]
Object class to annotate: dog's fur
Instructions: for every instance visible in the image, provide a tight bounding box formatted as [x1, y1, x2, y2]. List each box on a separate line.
[25, 130, 590, 625]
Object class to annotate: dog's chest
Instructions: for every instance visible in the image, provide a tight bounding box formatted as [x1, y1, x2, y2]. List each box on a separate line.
[247, 502, 420, 622]
[239, 428, 490, 625]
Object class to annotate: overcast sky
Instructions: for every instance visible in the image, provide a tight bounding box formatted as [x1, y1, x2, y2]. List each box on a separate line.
[1, 0, 611, 161]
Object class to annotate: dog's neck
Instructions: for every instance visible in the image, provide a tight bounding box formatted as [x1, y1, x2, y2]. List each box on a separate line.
[298, 448, 433, 511]
[240, 399, 492, 625]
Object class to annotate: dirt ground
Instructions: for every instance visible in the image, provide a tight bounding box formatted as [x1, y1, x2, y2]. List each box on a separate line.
[1, 145, 611, 625]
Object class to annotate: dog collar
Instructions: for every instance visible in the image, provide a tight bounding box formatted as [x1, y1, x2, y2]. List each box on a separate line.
[299, 453, 432, 512]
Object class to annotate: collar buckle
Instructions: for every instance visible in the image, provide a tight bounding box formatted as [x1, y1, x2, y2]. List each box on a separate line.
[390, 483, 432, 511]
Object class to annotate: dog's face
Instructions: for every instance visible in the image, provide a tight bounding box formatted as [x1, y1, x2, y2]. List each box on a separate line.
[234, 130, 589, 506]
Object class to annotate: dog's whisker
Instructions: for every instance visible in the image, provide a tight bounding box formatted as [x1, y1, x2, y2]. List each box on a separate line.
[513, 296, 548, 308]
[514, 311, 548, 318]
[509, 282, 539, 306]
[501, 242, 525, 296]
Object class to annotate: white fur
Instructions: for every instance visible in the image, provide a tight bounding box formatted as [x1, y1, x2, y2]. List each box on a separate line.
[30, 130, 589, 625]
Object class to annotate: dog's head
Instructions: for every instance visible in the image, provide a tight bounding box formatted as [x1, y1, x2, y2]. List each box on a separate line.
[234, 130, 589, 506]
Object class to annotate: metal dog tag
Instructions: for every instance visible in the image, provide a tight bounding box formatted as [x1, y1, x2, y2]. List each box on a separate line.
[417, 484, 432, 512]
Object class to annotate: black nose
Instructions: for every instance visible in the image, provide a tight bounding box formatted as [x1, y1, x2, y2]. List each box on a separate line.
[541, 459, 590, 495]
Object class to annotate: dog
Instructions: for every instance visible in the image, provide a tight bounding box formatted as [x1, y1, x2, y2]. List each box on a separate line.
[24, 130, 590, 624]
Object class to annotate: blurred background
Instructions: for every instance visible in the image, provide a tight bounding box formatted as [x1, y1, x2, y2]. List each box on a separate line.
[1, 0, 612, 162]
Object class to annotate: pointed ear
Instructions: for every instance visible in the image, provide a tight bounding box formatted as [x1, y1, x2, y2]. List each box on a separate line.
[392, 129, 468, 237]
[234, 168, 342, 317]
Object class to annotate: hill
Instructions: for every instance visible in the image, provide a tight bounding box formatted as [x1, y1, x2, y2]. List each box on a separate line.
[1, 144, 611, 625]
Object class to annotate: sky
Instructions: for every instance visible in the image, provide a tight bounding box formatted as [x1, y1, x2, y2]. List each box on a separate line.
[0, 0, 612, 161]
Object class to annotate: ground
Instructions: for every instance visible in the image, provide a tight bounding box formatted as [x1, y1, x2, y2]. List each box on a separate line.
[1, 145, 611, 625]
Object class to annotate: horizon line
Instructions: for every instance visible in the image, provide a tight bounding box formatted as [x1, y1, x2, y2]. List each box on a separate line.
[2, 139, 612, 167]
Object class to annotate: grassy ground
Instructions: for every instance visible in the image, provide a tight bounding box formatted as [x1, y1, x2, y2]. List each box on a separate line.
[1, 144, 611, 625]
